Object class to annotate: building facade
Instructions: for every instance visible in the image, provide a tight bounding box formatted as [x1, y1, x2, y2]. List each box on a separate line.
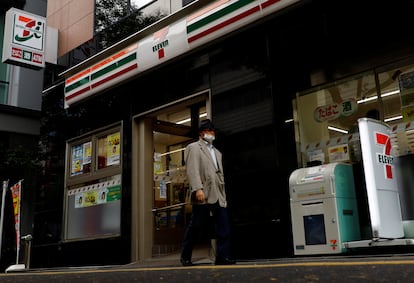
[33, 0, 414, 268]
[0, 0, 47, 270]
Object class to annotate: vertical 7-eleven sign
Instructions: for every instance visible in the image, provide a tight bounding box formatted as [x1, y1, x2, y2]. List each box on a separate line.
[358, 118, 403, 239]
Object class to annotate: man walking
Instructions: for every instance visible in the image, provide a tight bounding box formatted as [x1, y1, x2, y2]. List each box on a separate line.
[180, 119, 235, 266]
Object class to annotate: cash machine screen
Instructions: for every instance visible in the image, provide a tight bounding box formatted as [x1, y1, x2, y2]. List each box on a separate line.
[303, 214, 326, 245]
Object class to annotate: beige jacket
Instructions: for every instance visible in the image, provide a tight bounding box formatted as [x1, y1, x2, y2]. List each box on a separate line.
[185, 139, 227, 207]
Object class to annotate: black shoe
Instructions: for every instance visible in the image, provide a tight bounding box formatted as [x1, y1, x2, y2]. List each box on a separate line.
[180, 258, 193, 266]
[215, 258, 236, 265]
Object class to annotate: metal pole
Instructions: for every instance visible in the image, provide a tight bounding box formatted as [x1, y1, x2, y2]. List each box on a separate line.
[0, 180, 9, 260]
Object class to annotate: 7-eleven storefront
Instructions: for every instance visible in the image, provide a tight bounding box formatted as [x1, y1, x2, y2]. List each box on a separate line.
[56, 0, 302, 265]
[36, 0, 414, 267]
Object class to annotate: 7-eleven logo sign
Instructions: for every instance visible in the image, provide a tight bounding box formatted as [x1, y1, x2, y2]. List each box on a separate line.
[12, 11, 45, 50]
[375, 132, 394, 179]
[152, 27, 169, 59]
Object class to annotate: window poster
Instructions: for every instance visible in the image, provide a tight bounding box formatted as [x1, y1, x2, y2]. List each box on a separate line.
[159, 180, 167, 199]
[328, 144, 350, 162]
[83, 141, 92, 165]
[308, 149, 325, 164]
[71, 179, 122, 208]
[107, 132, 120, 166]
[71, 144, 84, 176]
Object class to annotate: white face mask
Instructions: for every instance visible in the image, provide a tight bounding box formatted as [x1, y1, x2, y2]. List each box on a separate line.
[203, 133, 215, 143]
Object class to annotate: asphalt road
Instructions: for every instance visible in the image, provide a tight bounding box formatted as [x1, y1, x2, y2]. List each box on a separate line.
[1, 254, 414, 283]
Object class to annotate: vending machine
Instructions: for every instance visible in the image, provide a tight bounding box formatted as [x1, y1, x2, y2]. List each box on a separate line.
[289, 163, 361, 255]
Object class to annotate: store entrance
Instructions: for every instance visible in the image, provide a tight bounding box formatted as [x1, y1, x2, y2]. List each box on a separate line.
[150, 94, 209, 256]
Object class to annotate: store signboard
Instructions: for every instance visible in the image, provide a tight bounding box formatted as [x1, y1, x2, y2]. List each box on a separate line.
[314, 99, 358, 122]
[358, 118, 404, 239]
[63, 0, 301, 108]
[2, 8, 46, 69]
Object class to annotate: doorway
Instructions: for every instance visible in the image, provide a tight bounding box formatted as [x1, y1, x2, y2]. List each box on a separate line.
[132, 91, 210, 260]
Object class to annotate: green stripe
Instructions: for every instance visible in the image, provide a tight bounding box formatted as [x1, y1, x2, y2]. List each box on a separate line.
[65, 77, 90, 93]
[187, 0, 256, 34]
[91, 53, 137, 81]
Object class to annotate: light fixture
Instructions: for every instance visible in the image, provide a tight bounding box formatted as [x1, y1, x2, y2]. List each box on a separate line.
[357, 96, 378, 104]
[357, 89, 400, 104]
[158, 148, 185, 157]
[384, 115, 403, 122]
[284, 118, 294, 123]
[381, 89, 400, 98]
[328, 126, 348, 134]
[176, 112, 208, 125]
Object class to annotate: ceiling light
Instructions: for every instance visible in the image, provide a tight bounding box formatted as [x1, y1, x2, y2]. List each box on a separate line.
[384, 115, 403, 122]
[328, 126, 348, 134]
[176, 112, 207, 125]
[357, 96, 378, 104]
[357, 89, 400, 104]
[158, 148, 185, 157]
[381, 89, 400, 98]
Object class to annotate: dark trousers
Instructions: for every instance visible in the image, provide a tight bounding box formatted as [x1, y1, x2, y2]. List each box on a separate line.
[181, 202, 231, 260]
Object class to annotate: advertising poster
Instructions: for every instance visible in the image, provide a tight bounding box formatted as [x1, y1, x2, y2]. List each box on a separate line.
[159, 181, 167, 199]
[83, 141, 92, 165]
[71, 144, 83, 176]
[83, 190, 98, 207]
[107, 132, 120, 166]
[73, 183, 121, 208]
[328, 144, 350, 162]
[10, 181, 22, 252]
[107, 185, 121, 201]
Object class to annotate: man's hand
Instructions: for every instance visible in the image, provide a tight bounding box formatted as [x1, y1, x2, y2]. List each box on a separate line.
[195, 189, 205, 203]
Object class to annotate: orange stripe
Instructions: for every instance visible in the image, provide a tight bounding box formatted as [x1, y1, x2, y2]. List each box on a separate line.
[91, 43, 138, 71]
[66, 68, 91, 85]
[18, 15, 32, 23]
[187, 0, 230, 22]
[67, 43, 137, 85]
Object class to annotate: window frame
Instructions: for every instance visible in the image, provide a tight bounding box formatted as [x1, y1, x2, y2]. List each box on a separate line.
[63, 122, 123, 241]
[65, 122, 123, 187]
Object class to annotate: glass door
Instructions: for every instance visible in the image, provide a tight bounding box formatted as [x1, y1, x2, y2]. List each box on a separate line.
[151, 101, 207, 256]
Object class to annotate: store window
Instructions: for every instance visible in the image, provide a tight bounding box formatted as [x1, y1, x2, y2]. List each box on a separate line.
[295, 71, 379, 167]
[295, 63, 414, 167]
[64, 123, 122, 241]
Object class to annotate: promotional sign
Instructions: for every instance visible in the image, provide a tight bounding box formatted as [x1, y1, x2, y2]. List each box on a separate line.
[314, 99, 358, 122]
[2, 8, 46, 69]
[358, 118, 404, 239]
[10, 180, 22, 263]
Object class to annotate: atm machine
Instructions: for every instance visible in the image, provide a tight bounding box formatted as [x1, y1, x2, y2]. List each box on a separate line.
[290, 118, 414, 256]
[289, 162, 361, 255]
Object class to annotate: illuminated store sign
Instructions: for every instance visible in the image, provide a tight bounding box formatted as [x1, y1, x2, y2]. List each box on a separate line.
[358, 118, 403, 239]
[2, 8, 46, 69]
[63, 0, 301, 108]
